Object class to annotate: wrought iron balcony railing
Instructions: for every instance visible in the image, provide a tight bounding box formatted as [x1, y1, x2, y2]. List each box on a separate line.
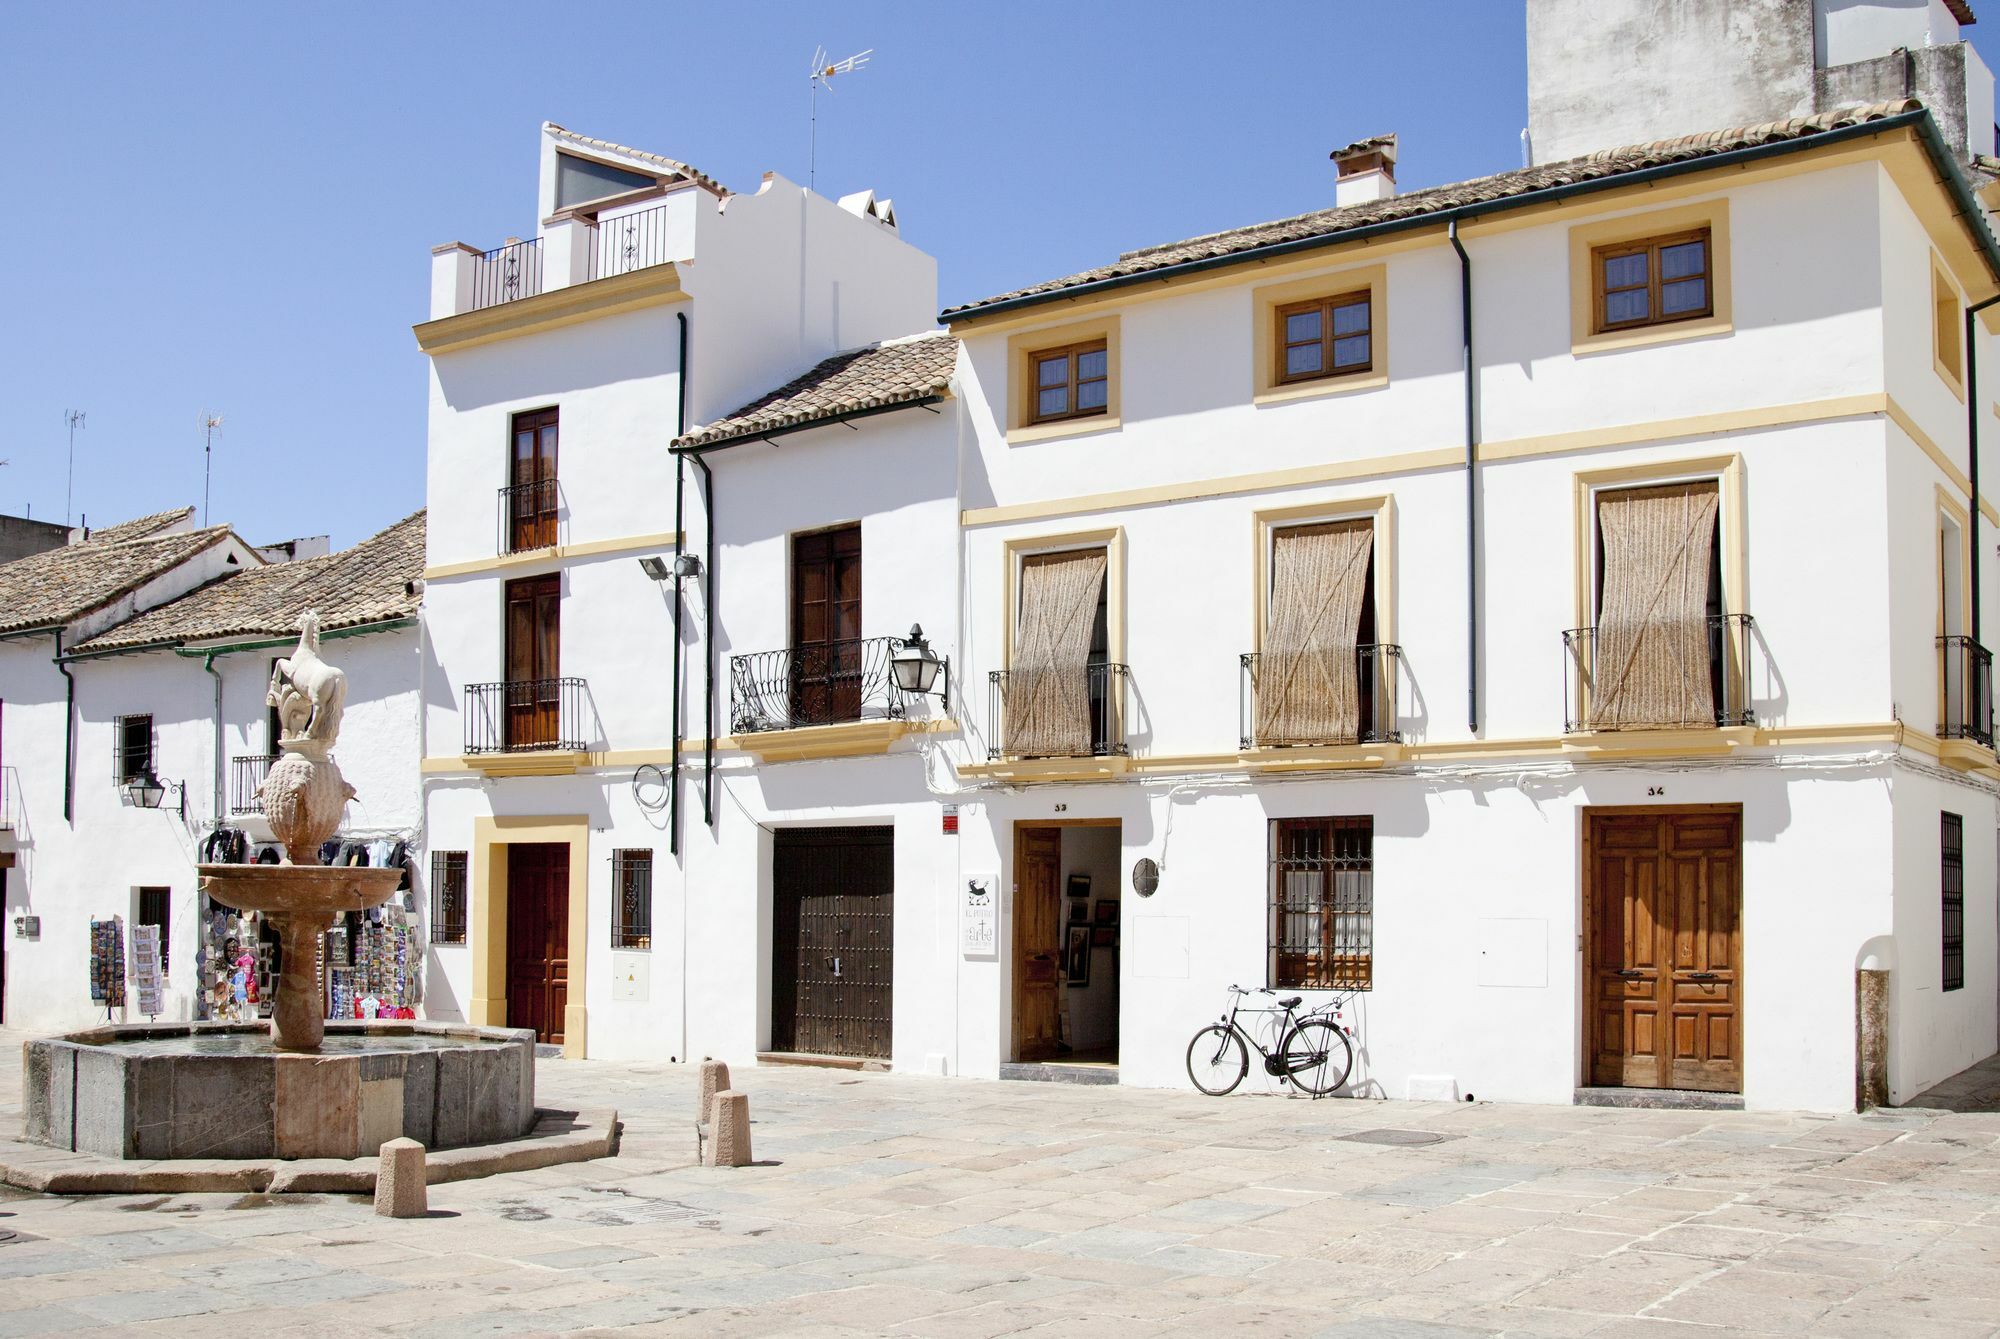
[464, 677, 589, 754]
[498, 478, 559, 553]
[1563, 613, 1754, 733]
[730, 637, 909, 734]
[1240, 644, 1403, 750]
[1939, 635, 1995, 746]
[586, 203, 677, 282]
[468, 237, 543, 312]
[230, 754, 277, 815]
[987, 662, 1129, 760]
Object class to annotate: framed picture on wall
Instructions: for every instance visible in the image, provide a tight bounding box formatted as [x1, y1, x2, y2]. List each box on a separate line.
[1091, 926, 1116, 948]
[1068, 900, 1089, 924]
[1066, 873, 1091, 901]
[1065, 925, 1091, 985]
[1094, 900, 1119, 926]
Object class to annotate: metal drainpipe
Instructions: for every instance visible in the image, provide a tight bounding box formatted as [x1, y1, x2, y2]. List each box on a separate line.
[204, 651, 224, 827]
[691, 449, 716, 828]
[1449, 217, 1481, 734]
[1967, 294, 2000, 644]
[53, 629, 74, 823]
[671, 310, 689, 856]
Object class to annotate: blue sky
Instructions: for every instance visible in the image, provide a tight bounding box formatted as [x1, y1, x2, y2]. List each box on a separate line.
[2, 4, 1991, 548]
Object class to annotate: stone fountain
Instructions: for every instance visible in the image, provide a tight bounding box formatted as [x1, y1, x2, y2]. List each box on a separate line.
[23, 613, 536, 1162]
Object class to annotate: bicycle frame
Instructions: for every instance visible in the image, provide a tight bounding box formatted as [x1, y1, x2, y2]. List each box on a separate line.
[1211, 991, 1326, 1079]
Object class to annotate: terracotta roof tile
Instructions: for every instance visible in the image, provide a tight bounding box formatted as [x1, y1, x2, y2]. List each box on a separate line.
[77, 506, 194, 545]
[0, 522, 235, 635]
[944, 101, 1925, 320]
[675, 333, 957, 450]
[70, 512, 425, 654]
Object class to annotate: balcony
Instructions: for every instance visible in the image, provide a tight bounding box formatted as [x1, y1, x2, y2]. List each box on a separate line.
[988, 662, 1129, 763]
[467, 238, 543, 312]
[1938, 636, 1995, 770]
[464, 678, 589, 755]
[1563, 613, 1755, 738]
[499, 478, 560, 554]
[731, 638, 911, 733]
[229, 754, 277, 816]
[426, 200, 692, 330]
[1240, 645, 1403, 752]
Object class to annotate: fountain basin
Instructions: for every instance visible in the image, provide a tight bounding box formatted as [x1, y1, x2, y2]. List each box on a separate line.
[23, 1021, 536, 1160]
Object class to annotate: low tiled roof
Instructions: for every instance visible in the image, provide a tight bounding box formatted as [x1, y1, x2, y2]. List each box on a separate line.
[71, 512, 425, 654]
[674, 333, 957, 450]
[0, 522, 234, 636]
[544, 123, 727, 197]
[78, 506, 194, 545]
[943, 101, 1929, 320]
[1946, 0, 1975, 25]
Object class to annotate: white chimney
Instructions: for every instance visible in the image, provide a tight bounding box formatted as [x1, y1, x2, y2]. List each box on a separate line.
[1332, 133, 1398, 207]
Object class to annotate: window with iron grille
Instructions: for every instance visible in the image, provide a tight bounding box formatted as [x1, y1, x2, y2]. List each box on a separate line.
[1269, 817, 1373, 990]
[430, 851, 468, 945]
[613, 849, 653, 950]
[1942, 812, 1964, 992]
[114, 714, 154, 784]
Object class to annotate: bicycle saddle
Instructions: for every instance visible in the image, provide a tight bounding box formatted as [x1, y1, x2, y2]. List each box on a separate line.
[1277, 996, 1302, 1009]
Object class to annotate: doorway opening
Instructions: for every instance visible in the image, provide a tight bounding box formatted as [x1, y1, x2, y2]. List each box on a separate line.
[1583, 805, 1743, 1095]
[505, 842, 571, 1045]
[1010, 820, 1121, 1079]
[769, 826, 894, 1063]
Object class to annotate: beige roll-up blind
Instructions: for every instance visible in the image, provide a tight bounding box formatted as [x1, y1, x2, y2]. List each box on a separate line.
[1256, 520, 1374, 746]
[1590, 482, 1720, 729]
[1009, 549, 1108, 757]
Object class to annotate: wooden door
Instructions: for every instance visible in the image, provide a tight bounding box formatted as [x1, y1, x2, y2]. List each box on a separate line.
[505, 843, 570, 1044]
[1014, 826, 1063, 1061]
[790, 525, 862, 726]
[1587, 808, 1742, 1092]
[770, 827, 893, 1059]
[504, 575, 561, 749]
[509, 409, 559, 551]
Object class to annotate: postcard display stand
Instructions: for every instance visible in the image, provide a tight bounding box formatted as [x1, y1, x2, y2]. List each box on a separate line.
[88, 917, 126, 1016]
[130, 923, 165, 1020]
[327, 903, 421, 1021]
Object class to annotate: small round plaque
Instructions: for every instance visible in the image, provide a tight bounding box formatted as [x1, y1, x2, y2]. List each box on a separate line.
[1131, 857, 1160, 897]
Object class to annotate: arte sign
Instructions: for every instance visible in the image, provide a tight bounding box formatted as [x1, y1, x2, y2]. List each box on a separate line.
[961, 878, 996, 957]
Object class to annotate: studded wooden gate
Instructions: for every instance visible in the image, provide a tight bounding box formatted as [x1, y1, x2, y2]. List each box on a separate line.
[771, 826, 894, 1060]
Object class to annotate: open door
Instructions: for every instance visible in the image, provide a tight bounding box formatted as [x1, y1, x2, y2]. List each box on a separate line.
[1013, 825, 1063, 1061]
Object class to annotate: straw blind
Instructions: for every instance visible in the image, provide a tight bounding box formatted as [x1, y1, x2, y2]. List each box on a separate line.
[1256, 520, 1373, 745]
[1009, 549, 1108, 757]
[1591, 482, 1720, 729]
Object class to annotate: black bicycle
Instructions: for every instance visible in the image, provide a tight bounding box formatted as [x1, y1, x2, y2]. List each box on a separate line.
[1186, 984, 1354, 1097]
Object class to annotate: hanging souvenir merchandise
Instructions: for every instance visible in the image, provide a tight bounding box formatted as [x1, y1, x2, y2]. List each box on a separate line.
[198, 903, 271, 1023]
[130, 922, 165, 1018]
[327, 901, 422, 1019]
[89, 917, 127, 1012]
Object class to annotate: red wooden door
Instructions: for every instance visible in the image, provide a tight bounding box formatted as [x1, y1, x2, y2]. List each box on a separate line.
[790, 525, 862, 725]
[504, 575, 561, 749]
[1588, 809, 1742, 1092]
[505, 843, 570, 1044]
[509, 409, 558, 551]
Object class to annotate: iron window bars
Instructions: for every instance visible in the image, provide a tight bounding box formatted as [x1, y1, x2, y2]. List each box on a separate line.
[986, 662, 1130, 760]
[730, 636, 910, 734]
[113, 714, 155, 785]
[430, 851, 468, 945]
[1938, 636, 1995, 746]
[612, 849, 653, 950]
[1240, 645, 1403, 750]
[1562, 613, 1755, 732]
[1943, 811, 1965, 993]
[1270, 816, 1374, 991]
[463, 677, 589, 754]
[229, 754, 277, 815]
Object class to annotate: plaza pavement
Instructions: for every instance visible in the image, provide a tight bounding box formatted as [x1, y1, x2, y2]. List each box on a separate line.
[1, 1028, 1997, 1338]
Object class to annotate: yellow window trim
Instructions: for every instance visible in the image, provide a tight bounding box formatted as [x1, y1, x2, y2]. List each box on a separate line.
[1933, 254, 1967, 401]
[1005, 315, 1122, 445]
[1251, 263, 1389, 405]
[1571, 453, 1746, 631]
[1568, 199, 1732, 356]
[1000, 526, 1126, 671]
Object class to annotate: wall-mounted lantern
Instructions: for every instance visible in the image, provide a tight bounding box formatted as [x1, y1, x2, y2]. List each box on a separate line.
[890, 623, 949, 709]
[126, 769, 185, 821]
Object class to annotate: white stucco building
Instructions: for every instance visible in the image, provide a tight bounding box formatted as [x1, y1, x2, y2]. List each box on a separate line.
[414, 2, 2000, 1112]
[0, 509, 424, 1032]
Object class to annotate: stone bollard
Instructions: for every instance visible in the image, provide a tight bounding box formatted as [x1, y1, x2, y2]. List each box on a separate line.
[698, 1059, 730, 1124]
[704, 1090, 752, 1168]
[374, 1137, 428, 1218]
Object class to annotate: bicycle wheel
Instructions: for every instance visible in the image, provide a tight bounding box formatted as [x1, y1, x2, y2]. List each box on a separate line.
[1186, 1024, 1249, 1096]
[1280, 1018, 1354, 1097]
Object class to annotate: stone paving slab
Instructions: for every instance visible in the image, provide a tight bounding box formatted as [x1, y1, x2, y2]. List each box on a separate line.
[1, 1029, 1999, 1336]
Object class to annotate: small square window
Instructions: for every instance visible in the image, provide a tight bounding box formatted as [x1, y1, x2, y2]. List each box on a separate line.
[1027, 341, 1110, 425]
[1276, 292, 1372, 385]
[1592, 230, 1712, 334]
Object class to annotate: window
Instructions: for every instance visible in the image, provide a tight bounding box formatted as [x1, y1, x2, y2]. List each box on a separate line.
[1256, 521, 1378, 746]
[114, 714, 154, 784]
[1942, 812, 1964, 992]
[554, 152, 658, 210]
[1934, 261, 1964, 394]
[138, 887, 170, 974]
[1592, 229, 1712, 334]
[430, 851, 468, 945]
[1269, 817, 1373, 990]
[612, 849, 653, 949]
[1276, 292, 1372, 384]
[1008, 548, 1112, 757]
[1586, 481, 1726, 730]
[1028, 341, 1109, 425]
[507, 408, 559, 553]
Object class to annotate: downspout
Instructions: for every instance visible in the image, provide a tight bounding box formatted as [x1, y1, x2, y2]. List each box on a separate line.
[1449, 217, 1481, 734]
[53, 630, 74, 823]
[671, 310, 689, 857]
[203, 651, 224, 828]
[1967, 294, 2000, 644]
[691, 449, 716, 828]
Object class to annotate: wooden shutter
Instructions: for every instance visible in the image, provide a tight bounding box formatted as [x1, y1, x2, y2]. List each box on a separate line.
[1008, 549, 1107, 757]
[1256, 521, 1373, 746]
[1591, 483, 1719, 729]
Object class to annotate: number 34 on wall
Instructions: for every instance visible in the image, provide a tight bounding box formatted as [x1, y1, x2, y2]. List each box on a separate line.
[1647, 786, 1665, 797]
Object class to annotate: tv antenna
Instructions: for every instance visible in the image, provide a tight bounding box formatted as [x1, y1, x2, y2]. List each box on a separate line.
[64, 410, 85, 526]
[808, 46, 871, 191]
[201, 412, 223, 526]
